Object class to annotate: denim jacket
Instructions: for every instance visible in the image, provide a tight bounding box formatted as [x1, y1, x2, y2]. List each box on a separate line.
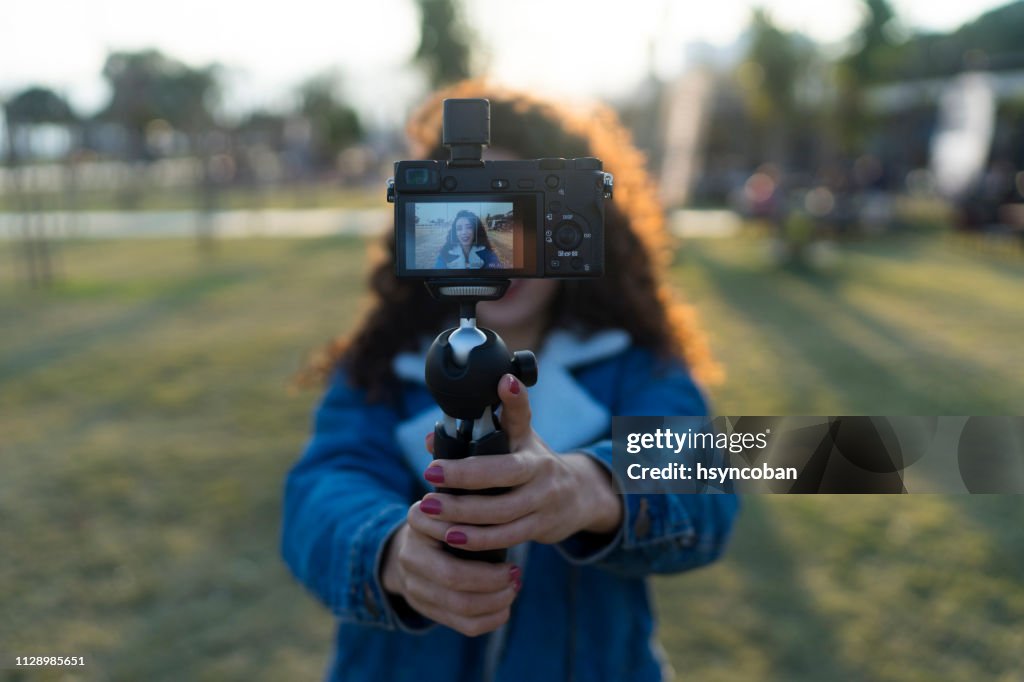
[281, 329, 740, 682]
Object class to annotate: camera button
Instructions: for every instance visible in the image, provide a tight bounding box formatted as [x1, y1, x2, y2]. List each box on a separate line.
[517, 179, 534, 189]
[550, 259, 562, 269]
[545, 175, 560, 189]
[574, 157, 602, 170]
[442, 176, 457, 190]
[491, 179, 510, 189]
[554, 222, 582, 250]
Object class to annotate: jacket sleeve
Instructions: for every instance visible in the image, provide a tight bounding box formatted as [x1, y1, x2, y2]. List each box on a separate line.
[556, 350, 740, 577]
[281, 372, 424, 630]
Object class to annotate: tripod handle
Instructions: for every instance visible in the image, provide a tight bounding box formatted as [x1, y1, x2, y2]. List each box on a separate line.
[432, 422, 510, 563]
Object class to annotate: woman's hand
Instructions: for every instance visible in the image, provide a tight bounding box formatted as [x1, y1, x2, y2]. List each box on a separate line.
[411, 374, 623, 553]
[380, 518, 521, 637]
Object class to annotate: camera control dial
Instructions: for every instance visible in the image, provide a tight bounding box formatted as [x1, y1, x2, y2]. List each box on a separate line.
[554, 221, 583, 250]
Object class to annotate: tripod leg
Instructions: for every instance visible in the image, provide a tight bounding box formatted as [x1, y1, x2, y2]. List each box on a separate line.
[431, 420, 469, 460]
[431, 416, 509, 564]
[468, 427, 509, 457]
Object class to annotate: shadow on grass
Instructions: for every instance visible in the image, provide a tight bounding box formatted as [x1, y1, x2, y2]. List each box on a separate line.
[729, 498, 867, 680]
[0, 267, 259, 384]
[941, 233, 1024, 278]
[843, 235, 1019, 280]
[942, 496, 1024, 591]
[692, 247, 1008, 413]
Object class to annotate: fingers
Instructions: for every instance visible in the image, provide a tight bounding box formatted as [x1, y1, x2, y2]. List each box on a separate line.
[418, 489, 539, 526]
[404, 504, 518, 592]
[497, 374, 532, 445]
[408, 498, 537, 556]
[407, 598, 513, 638]
[422, 452, 535, 490]
[442, 514, 540, 552]
[407, 500, 452, 543]
[397, 523, 521, 637]
[403, 572, 517, 617]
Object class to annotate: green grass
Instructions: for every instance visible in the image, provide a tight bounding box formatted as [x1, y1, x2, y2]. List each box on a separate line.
[670, 235, 1024, 413]
[1, 233, 1022, 681]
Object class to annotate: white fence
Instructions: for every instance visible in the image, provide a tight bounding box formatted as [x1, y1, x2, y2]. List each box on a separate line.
[0, 208, 390, 239]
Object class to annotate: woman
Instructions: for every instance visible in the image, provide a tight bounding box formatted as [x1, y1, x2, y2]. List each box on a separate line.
[435, 210, 503, 269]
[282, 80, 738, 682]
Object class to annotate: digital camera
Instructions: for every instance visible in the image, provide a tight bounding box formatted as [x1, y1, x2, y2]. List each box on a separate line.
[387, 99, 613, 280]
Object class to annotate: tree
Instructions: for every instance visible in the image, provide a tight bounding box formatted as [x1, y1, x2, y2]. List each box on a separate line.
[846, 0, 898, 83]
[736, 9, 815, 164]
[4, 84, 78, 286]
[4, 86, 75, 164]
[412, 0, 474, 88]
[835, 0, 901, 154]
[3, 86, 77, 288]
[742, 9, 804, 123]
[98, 49, 220, 159]
[5, 87, 73, 124]
[97, 49, 222, 226]
[297, 73, 363, 170]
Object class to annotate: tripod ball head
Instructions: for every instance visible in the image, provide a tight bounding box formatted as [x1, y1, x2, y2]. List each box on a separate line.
[425, 327, 537, 421]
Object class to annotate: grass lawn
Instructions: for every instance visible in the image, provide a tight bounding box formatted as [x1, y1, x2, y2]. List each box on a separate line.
[1, 233, 1022, 681]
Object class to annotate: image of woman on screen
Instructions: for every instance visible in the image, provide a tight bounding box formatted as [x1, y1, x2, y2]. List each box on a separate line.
[434, 210, 503, 269]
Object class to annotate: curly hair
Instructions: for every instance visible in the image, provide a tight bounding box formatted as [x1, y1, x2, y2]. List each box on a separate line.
[301, 80, 721, 397]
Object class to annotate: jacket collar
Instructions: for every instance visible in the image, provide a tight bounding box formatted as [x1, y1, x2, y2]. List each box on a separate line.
[393, 328, 630, 474]
[445, 245, 487, 269]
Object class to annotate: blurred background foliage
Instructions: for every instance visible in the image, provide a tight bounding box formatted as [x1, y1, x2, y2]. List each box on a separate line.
[1, 0, 1022, 680]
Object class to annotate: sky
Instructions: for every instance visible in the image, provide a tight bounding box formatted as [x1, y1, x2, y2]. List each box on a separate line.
[0, 0, 1011, 127]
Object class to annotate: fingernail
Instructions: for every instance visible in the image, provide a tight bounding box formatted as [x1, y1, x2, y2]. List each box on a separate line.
[424, 466, 445, 484]
[509, 566, 521, 583]
[513, 577, 522, 592]
[420, 497, 442, 515]
[446, 530, 468, 545]
[508, 375, 520, 395]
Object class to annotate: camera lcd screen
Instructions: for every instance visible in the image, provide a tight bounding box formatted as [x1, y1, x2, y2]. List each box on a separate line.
[401, 195, 537, 274]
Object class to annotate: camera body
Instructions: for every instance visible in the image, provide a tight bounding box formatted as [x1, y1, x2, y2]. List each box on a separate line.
[387, 99, 613, 280]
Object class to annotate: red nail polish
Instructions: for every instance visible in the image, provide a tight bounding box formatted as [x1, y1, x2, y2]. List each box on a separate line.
[424, 466, 445, 484]
[508, 376, 520, 395]
[420, 498, 442, 515]
[509, 566, 521, 582]
[513, 577, 522, 592]
[446, 530, 468, 545]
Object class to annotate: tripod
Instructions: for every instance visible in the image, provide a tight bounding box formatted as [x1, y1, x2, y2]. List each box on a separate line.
[424, 280, 537, 563]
